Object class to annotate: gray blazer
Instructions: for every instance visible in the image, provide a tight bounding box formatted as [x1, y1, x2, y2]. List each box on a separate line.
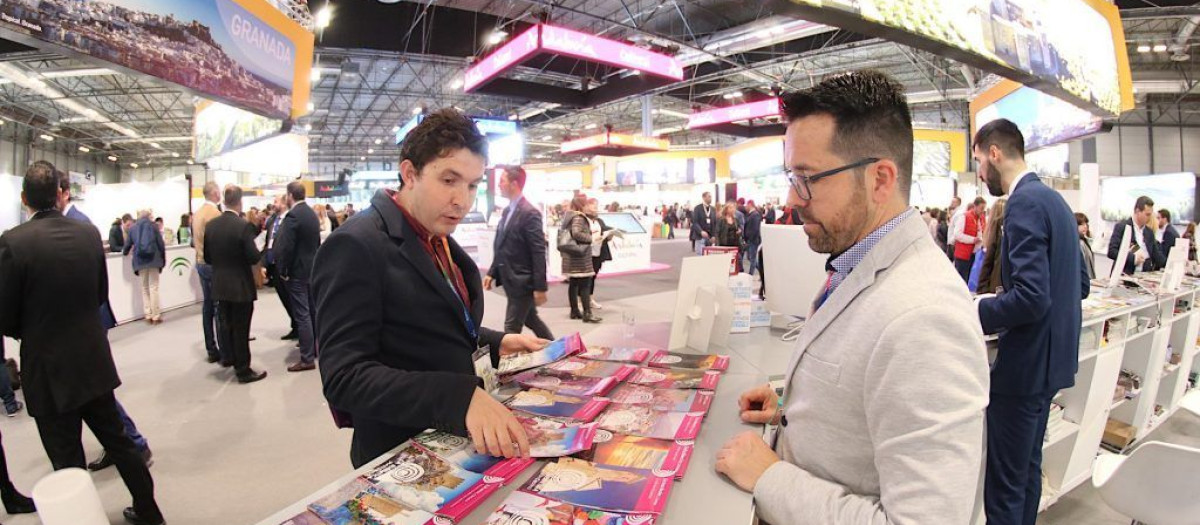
[754, 213, 989, 525]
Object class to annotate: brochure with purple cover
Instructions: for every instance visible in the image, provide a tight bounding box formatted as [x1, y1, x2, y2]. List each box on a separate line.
[504, 389, 610, 422]
[481, 490, 657, 525]
[626, 368, 721, 390]
[511, 369, 619, 397]
[646, 351, 729, 371]
[543, 358, 637, 381]
[575, 431, 696, 480]
[497, 332, 585, 377]
[607, 384, 714, 413]
[412, 430, 534, 483]
[362, 443, 501, 523]
[518, 415, 600, 457]
[578, 345, 652, 364]
[594, 404, 704, 440]
[520, 458, 675, 515]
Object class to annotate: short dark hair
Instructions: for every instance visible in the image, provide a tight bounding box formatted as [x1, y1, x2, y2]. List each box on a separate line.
[224, 184, 243, 209]
[287, 181, 306, 202]
[973, 118, 1025, 159]
[22, 162, 58, 211]
[155, 217, 163, 223]
[1135, 196, 1154, 212]
[973, 197, 987, 207]
[399, 108, 486, 186]
[781, 70, 913, 200]
[501, 165, 527, 189]
[1158, 208, 1171, 222]
[121, 213, 133, 222]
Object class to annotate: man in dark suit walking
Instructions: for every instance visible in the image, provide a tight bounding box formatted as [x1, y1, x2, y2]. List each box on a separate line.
[1158, 208, 1180, 254]
[313, 109, 546, 468]
[0, 163, 164, 525]
[263, 194, 298, 341]
[275, 181, 322, 372]
[204, 185, 267, 384]
[974, 119, 1089, 525]
[1107, 196, 1166, 275]
[690, 192, 716, 256]
[484, 165, 553, 340]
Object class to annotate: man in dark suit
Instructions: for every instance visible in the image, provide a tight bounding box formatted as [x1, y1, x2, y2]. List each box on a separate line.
[1158, 208, 1180, 255]
[204, 185, 267, 384]
[484, 166, 553, 340]
[1107, 196, 1166, 275]
[263, 194, 297, 340]
[974, 119, 1089, 525]
[313, 109, 547, 468]
[0, 163, 164, 525]
[275, 181, 322, 372]
[690, 192, 716, 256]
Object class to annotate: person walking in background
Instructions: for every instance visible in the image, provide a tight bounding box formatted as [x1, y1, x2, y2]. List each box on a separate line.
[945, 196, 962, 259]
[764, 202, 776, 224]
[1158, 209, 1180, 253]
[485, 166, 554, 340]
[263, 195, 298, 341]
[314, 204, 331, 234]
[155, 218, 174, 246]
[716, 202, 743, 272]
[743, 200, 762, 275]
[563, 194, 600, 323]
[1107, 196, 1165, 275]
[585, 198, 616, 311]
[0, 163, 165, 525]
[177, 213, 192, 246]
[977, 199, 1007, 294]
[974, 118, 1088, 525]
[204, 185, 267, 384]
[108, 216, 125, 252]
[690, 192, 715, 256]
[1076, 213, 1096, 280]
[1183, 222, 1197, 261]
[326, 205, 340, 231]
[952, 197, 985, 283]
[274, 181, 321, 373]
[124, 209, 166, 325]
[663, 204, 677, 239]
[935, 208, 950, 253]
[193, 182, 224, 365]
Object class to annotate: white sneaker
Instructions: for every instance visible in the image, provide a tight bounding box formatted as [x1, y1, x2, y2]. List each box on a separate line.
[591, 300, 603, 309]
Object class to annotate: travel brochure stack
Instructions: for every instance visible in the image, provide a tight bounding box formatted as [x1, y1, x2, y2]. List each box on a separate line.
[283, 333, 730, 524]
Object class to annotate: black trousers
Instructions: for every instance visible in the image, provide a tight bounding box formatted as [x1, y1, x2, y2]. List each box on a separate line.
[504, 288, 554, 340]
[954, 252, 975, 283]
[34, 392, 161, 520]
[985, 391, 1055, 525]
[590, 257, 605, 295]
[218, 301, 255, 375]
[268, 263, 297, 332]
[567, 277, 594, 316]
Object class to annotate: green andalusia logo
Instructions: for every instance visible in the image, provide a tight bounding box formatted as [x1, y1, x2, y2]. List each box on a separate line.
[170, 256, 192, 276]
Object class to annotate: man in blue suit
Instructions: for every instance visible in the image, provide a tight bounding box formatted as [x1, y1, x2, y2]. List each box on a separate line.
[974, 120, 1088, 525]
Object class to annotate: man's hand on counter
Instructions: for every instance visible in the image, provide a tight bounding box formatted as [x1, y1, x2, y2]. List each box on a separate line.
[738, 383, 779, 425]
[466, 387, 530, 459]
[716, 431, 781, 493]
[499, 333, 550, 357]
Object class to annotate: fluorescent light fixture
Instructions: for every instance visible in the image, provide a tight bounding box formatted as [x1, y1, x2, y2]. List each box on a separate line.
[1137, 45, 1151, 53]
[411, 106, 422, 115]
[171, 152, 180, 158]
[651, 126, 685, 136]
[130, 162, 139, 168]
[107, 155, 118, 162]
[360, 156, 366, 161]
[584, 123, 598, 130]
[315, 7, 332, 29]
[148, 142, 161, 149]
[541, 135, 553, 140]
[486, 30, 508, 45]
[367, 148, 375, 154]
[303, 123, 312, 131]
[508, 114, 518, 121]
[310, 68, 322, 82]
[374, 138, 382, 145]
[391, 125, 401, 133]
[450, 78, 464, 90]
[1153, 44, 1168, 53]
[40, 68, 118, 79]
[78, 146, 90, 152]
[39, 134, 53, 141]
[306, 101, 315, 112]
[186, 160, 194, 165]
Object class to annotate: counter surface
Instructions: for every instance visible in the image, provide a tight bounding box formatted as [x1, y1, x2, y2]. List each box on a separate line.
[106, 245, 203, 324]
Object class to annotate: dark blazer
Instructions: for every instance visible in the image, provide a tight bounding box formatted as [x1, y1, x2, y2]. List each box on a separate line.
[0, 211, 120, 417]
[64, 205, 117, 330]
[590, 215, 613, 263]
[979, 174, 1089, 396]
[313, 189, 505, 467]
[108, 222, 124, 252]
[203, 211, 262, 303]
[122, 218, 165, 273]
[1107, 219, 1166, 274]
[1162, 224, 1180, 254]
[275, 201, 321, 282]
[744, 209, 762, 244]
[689, 203, 715, 241]
[262, 213, 281, 260]
[487, 197, 548, 293]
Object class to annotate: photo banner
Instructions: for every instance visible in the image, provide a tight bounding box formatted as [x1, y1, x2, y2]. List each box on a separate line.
[776, 0, 1134, 117]
[0, 0, 313, 120]
[193, 99, 286, 162]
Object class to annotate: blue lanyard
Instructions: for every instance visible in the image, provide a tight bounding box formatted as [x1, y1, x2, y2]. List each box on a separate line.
[442, 273, 477, 341]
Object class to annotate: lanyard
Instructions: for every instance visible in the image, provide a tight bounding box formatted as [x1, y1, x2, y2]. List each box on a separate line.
[434, 238, 477, 341]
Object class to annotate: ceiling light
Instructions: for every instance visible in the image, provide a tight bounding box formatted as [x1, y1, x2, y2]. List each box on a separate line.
[412, 106, 422, 115]
[486, 30, 508, 45]
[1153, 44, 1168, 53]
[360, 156, 366, 161]
[541, 135, 553, 140]
[450, 78, 464, 90]
[78, 146, 90, 152]
[306, 101, 315, 112]
[310, 68, 322, 82]
[1137, 44, 1151, 53]
[41, 67, 118, 79]
[584, 123, 598, 130]
[130, 162, 139, 168]
[374, 138, 382, 145]
[368, 148, 375, 154]
[731, 90, 743, 98]
[186, 160, 194, 165]
[508, 114, 518, 121]
[391, 125, 400, 133]
[107, 155, 118, 162]
[149, 142, 161, 149]
[0, 119, 5, 125]
[315, 6, 332, 29]
[171, 152, 180, 158]
[303, 123, 312, 131]
[629, 70, 641, 76]
[39, 134, 53, 141]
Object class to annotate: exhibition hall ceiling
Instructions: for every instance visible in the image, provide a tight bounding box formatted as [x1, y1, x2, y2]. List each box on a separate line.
[0, 0, 1196, 172]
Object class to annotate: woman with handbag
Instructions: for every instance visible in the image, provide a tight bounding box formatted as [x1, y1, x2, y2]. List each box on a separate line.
[716, 202, 743, 272]
[559, 194, 601, 323]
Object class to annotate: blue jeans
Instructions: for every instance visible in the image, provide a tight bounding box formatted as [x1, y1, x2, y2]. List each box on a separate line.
[694, 239, 708, 256]
[744, 241, 760, 275]
[195, 263, 221, 360]
[115, 399, 149, 452]
[286, 278, 316, 363]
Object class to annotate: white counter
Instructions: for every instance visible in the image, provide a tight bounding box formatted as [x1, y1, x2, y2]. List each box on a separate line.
[106, 245, 203, 324]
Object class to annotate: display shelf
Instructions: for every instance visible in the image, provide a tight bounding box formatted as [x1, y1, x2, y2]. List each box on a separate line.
[1043, 420, 1080, 449]
[1162, 363, 1181, 378]
[1111, 394, 1135, 410]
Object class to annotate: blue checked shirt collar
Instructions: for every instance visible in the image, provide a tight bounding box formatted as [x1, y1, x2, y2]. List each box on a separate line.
[825, 208, 917, 297]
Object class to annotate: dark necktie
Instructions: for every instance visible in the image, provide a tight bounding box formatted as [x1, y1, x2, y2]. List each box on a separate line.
[498, 206, 512, 234]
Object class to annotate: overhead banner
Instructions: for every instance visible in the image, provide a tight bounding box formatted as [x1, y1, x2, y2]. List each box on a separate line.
[971, 79, 1108, 153]
[194, 99, 286, 162]
[688, 99, 781, 130]
[0, 0, 313, 120]
[778, 0, 1134, 116]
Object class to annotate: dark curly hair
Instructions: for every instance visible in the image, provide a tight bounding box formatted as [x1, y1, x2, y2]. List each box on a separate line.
[399, 108, 487, 187]
[781, 70, 913, 201]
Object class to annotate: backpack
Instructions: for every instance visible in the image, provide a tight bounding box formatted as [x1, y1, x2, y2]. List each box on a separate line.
[135, 222, 155, 259]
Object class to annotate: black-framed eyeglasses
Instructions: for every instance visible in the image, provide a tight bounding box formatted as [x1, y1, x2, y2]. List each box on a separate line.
[785, 157, 879, 201]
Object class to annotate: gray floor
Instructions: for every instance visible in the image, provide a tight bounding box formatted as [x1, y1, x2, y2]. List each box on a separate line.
[0, 238, 1192, 524]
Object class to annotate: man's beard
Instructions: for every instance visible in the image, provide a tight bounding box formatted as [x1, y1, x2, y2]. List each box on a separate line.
[802, 185, 870, 255]
[985, 164, 1005, 197]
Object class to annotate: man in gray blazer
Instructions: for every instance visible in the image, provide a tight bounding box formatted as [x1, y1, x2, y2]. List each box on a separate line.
[715, 71, 989, 524]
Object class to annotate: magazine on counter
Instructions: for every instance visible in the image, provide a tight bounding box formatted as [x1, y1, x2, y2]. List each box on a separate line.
[520, 457, 675, 515]
[497, 332, 585, 377]
[412, 430, 534, 483]
[646, 351, 729, 372]
[518, 415, 600, 457]
[481, 490, 657, 525]
[594, 404, 704, 441]
[504, 388, 610, 421]
[579, 345, 652, 364]
[575, 431, 696, 480]
[307, 478, 435, 525]
[607, 383, 714, 414]
[543, 358, 637, 381]
[278, 510, 329, 525]
[626, 368, 722, 390]
[362, 443, 501, 523]
[511, 369, 619, 397]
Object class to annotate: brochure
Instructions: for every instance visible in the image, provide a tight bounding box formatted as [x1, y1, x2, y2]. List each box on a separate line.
[646, 351, 729, 371]
[497, 333, 585, 377]
[520, 457, 674, 515]
[575, 431, 696, 480]
[481, 490, 657, 525]
[511, 370, 619, 397]
[362, 443, 501, 523]
[518, 415, 599, 457]
[626, 368, 721, 390]
[412, 430, 534, 483]
[278, 510, 328, 525]
[607, 383, 714, 414]
[594, 404, 704, 440]
[543, 358, 637, 381]
[579, 345, 652, 364]
[504, 388, 610, 422]
[307, 478, 435, 525]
